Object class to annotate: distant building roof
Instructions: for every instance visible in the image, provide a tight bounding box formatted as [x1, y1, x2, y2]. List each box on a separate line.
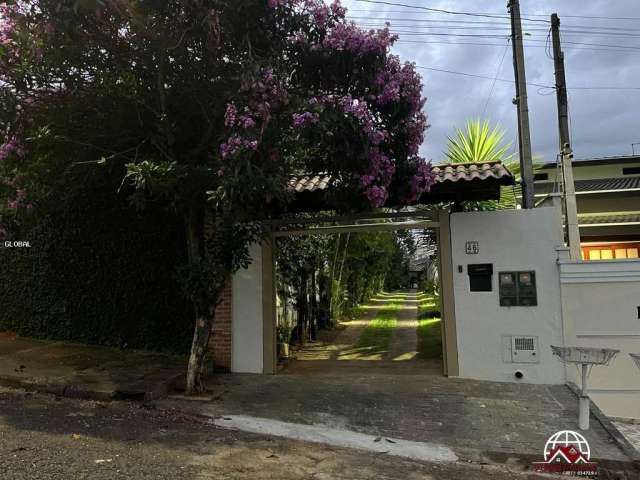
[539, 155, 640, 170]
[578, 211, 640, 227]
[535, 176, 640, 195]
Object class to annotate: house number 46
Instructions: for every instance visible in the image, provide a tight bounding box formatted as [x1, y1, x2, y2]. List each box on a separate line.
[465, 241, 479, 255]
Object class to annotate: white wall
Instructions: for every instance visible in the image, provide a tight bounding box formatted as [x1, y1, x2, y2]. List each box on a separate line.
[231, 243, 264, 373]
[560, 260, 640, 419]
[450, 206, 566, 385]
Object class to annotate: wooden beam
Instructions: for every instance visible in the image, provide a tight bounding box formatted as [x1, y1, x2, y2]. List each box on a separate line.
[261, 237, 277, 374]
[270, 210, 437, 227]
[437, 210, 459, 377]
[273, 221, 439, 237]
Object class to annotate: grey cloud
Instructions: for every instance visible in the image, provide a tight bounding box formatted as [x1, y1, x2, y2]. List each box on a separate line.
[342, 0, 640, 162]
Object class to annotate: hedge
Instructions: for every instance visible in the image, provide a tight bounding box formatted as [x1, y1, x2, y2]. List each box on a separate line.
[0, 169, 194, 353]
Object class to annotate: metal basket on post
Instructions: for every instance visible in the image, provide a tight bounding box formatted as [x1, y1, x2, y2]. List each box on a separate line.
[550, 346, 619, 366]
[550, 346, 620, 431]
[630, 353, 640, 371]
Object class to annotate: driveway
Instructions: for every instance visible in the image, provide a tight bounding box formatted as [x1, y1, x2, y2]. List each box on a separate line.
[283, 290, 442, 375]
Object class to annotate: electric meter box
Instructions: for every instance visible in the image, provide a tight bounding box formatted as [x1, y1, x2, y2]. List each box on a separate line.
[499, 271, 537, 307]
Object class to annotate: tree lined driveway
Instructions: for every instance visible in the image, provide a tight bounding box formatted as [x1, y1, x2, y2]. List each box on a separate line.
[284, 290, 442, 375]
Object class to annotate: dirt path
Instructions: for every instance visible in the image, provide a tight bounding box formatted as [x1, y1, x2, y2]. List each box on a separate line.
[283, 290, 441, 375]
[387, 290, 419, 362]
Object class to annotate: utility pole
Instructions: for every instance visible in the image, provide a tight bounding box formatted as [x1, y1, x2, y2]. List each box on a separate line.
[551, 13, 581, 260]
[508, 0, 535, 209]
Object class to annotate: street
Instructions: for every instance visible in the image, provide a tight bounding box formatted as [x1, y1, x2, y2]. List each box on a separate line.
[0, 388, 555, 480]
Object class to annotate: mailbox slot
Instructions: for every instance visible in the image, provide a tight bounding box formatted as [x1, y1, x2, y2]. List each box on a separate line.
[468, 264, 493, 292]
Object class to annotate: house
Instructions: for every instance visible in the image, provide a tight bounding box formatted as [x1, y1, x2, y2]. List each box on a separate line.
[534, 155, 640, 260]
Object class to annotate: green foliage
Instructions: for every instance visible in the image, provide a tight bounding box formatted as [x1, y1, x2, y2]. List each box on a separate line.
[444, 119, 512, 164]
[416, 292, 441, 360]
[0, 168, 193, 352]
[417, 319, 442, 360]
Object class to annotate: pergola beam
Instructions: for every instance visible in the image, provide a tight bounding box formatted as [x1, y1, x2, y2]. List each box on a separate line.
[272, 220, 439, 237]
[269, 209, 437, 228]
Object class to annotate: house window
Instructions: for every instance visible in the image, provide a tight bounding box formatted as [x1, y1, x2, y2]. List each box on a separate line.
[582, 243, 640, 261]
[622, 167, 640, 175]
[533, 173, 549, 181]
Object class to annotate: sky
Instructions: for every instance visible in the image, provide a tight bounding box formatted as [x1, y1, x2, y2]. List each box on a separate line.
[340, 0, 640, 164]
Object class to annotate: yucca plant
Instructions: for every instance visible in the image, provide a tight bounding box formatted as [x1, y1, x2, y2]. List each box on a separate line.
[443, 119, 543, 210]
[444, 119, 512, 164]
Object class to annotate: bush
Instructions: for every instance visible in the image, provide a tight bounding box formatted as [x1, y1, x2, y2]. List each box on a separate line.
[0, 169, 194, 353]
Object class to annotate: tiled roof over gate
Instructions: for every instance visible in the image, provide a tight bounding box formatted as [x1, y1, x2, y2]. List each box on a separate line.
[289, 161, 513, 193]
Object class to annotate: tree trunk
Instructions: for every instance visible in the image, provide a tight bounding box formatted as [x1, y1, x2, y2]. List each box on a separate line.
[184, 206, 218, 395]
[186, 308, 214, 394]
[310, 269, 318, 341]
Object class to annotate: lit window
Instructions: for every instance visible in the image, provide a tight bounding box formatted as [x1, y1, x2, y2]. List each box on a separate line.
[588, 250, 601, 260]
[615, 249, 627, 259]
[601, 250, 614, 260]
[628, 248, 639, 259]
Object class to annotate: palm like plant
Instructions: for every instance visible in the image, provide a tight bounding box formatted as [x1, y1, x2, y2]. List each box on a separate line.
[444, 119, 532, 210]
[445, 119, 512, 164]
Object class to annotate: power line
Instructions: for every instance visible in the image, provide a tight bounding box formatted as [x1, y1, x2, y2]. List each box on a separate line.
[395, 39, 640, 54]
[348, 17, 640, 34]
[414, 65, 552, 88]
[355, 24, 640, 52]
[352, 0, 550, 23]
[360, 27, 640, 52]
[482, 40, 510, 117]
[414, 65, 640, 91]
[353, 22, 640, 38]
[348, 8, 640, 22]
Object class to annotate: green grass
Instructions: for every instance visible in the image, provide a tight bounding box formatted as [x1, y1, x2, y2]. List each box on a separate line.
[416, 293, 443, 360]
[351, 299, 400, 357]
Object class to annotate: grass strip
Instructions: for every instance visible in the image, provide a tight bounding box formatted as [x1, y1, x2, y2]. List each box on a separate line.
[352, 297, 400, 356]
[416, 293, 442, 360]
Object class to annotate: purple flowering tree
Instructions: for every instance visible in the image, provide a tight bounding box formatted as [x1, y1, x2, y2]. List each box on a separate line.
[0, 0, 434, 393]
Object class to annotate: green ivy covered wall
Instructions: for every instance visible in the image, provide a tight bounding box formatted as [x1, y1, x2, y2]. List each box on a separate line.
[0, 169, 194, 354]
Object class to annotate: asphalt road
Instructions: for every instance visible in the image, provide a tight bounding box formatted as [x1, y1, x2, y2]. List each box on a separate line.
[0, 387, 559, 480]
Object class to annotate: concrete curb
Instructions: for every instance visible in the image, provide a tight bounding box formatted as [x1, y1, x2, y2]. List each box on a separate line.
[0, 371, 183, 402]
[567, 382, 640, 466]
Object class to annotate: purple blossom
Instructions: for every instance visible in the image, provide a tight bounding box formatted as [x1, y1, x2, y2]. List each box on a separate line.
[323, 23, 397, 57]
[0, 4, 17, 47]
[310, 4, 330, 26]
[330, 1, 347, 18]
[292, 111, 319, 128]
[360, 175, 375, 187]
[220, 135, 260, 159]
[7, 188, 27, 210]
[404, 159, 436, 203]
[366, 185, 388, 208]
[224, 103, 237, 127]
[0, 136, 24, 161]
[239, 115, 256, 129]
[220, 134, 243, 159]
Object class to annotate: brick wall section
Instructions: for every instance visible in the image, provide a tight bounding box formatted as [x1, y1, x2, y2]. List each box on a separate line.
[209, 279, 232, 371]
[203, 213, 233, 372]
